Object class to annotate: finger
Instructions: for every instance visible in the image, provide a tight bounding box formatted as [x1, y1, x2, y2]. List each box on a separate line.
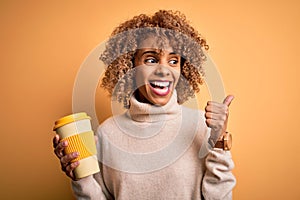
[205, 112, 227, 121]
[69, 161, 79, 171]
[223, 95, 234, 107]
[207, 101, 229, 110]
[60, 152, 79, 170]
[94, 135, 98, 144]
[52, 134, 60, 148]
[205, 104, 228, 115]
[54, 140, 68, 158]
[65, 161, 79, 180]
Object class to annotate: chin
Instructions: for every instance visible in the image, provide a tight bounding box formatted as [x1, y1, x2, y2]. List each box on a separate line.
[147, 90, 173, 106]
[152, 100, 169, 106]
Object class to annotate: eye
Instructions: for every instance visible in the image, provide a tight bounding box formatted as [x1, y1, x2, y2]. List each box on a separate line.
[169, 59, 179, 65]
[145, 57, 158, 64]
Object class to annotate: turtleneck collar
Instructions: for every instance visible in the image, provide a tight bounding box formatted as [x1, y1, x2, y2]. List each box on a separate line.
[127, 91, 182, 122]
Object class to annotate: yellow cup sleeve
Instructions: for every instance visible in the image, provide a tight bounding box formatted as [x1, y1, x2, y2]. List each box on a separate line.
[62, 131, 97, 162]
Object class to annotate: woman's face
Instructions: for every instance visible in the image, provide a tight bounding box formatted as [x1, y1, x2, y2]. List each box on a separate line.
[134, 36, 181, 106]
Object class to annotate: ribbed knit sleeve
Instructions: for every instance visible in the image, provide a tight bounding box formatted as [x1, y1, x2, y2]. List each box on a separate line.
[71, 175, 107, 200]
[202, 148, 236, 200]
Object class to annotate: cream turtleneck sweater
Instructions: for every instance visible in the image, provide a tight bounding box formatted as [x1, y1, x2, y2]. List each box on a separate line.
[72, 93, 236, 199]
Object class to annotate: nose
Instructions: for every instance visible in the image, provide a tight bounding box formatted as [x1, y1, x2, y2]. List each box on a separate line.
[154, 65, 170, 77]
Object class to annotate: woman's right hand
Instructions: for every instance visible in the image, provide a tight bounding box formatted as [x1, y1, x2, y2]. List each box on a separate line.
[53, 134, 80, 181]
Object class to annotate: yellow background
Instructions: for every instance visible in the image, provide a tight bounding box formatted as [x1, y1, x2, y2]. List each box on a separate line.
[1, 0, 299, 199]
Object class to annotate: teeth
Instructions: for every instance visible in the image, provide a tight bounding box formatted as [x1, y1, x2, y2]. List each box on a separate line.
[151, 81, 170, 87]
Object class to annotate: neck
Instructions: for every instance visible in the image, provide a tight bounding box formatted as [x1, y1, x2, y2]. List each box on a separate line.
[127, 91, 181, 122]
[134, 91, 153, 105]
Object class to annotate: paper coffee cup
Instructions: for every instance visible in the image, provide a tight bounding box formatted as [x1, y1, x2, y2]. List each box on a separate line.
[53, 112, 100, 179]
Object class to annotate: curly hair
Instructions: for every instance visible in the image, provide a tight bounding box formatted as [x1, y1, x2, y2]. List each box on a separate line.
[100, 10, 209, 108]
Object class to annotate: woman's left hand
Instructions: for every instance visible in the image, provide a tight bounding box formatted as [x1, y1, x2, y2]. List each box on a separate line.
[205, 95, 234, 144]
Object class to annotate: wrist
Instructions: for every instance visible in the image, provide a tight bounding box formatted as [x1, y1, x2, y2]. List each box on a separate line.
[208, 131, 232, 151]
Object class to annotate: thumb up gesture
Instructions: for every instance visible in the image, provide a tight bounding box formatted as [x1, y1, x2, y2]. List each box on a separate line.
[205, 95, 234, 146]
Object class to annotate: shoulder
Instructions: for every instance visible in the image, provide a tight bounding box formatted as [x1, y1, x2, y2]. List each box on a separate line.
[95, 112, 130, 135]
[95, 115, 117, 134]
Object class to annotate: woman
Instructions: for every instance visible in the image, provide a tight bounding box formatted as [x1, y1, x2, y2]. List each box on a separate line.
[53, 10, 236, 199]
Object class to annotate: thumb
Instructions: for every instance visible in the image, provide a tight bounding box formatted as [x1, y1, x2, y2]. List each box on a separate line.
[223, 95, 234, 107]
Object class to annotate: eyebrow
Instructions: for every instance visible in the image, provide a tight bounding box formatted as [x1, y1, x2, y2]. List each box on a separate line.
[141, 50, 159, 56]
[141, 50, 179, 56]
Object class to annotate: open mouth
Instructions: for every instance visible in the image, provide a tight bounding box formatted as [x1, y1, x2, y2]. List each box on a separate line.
[149, 80, 172, 96]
